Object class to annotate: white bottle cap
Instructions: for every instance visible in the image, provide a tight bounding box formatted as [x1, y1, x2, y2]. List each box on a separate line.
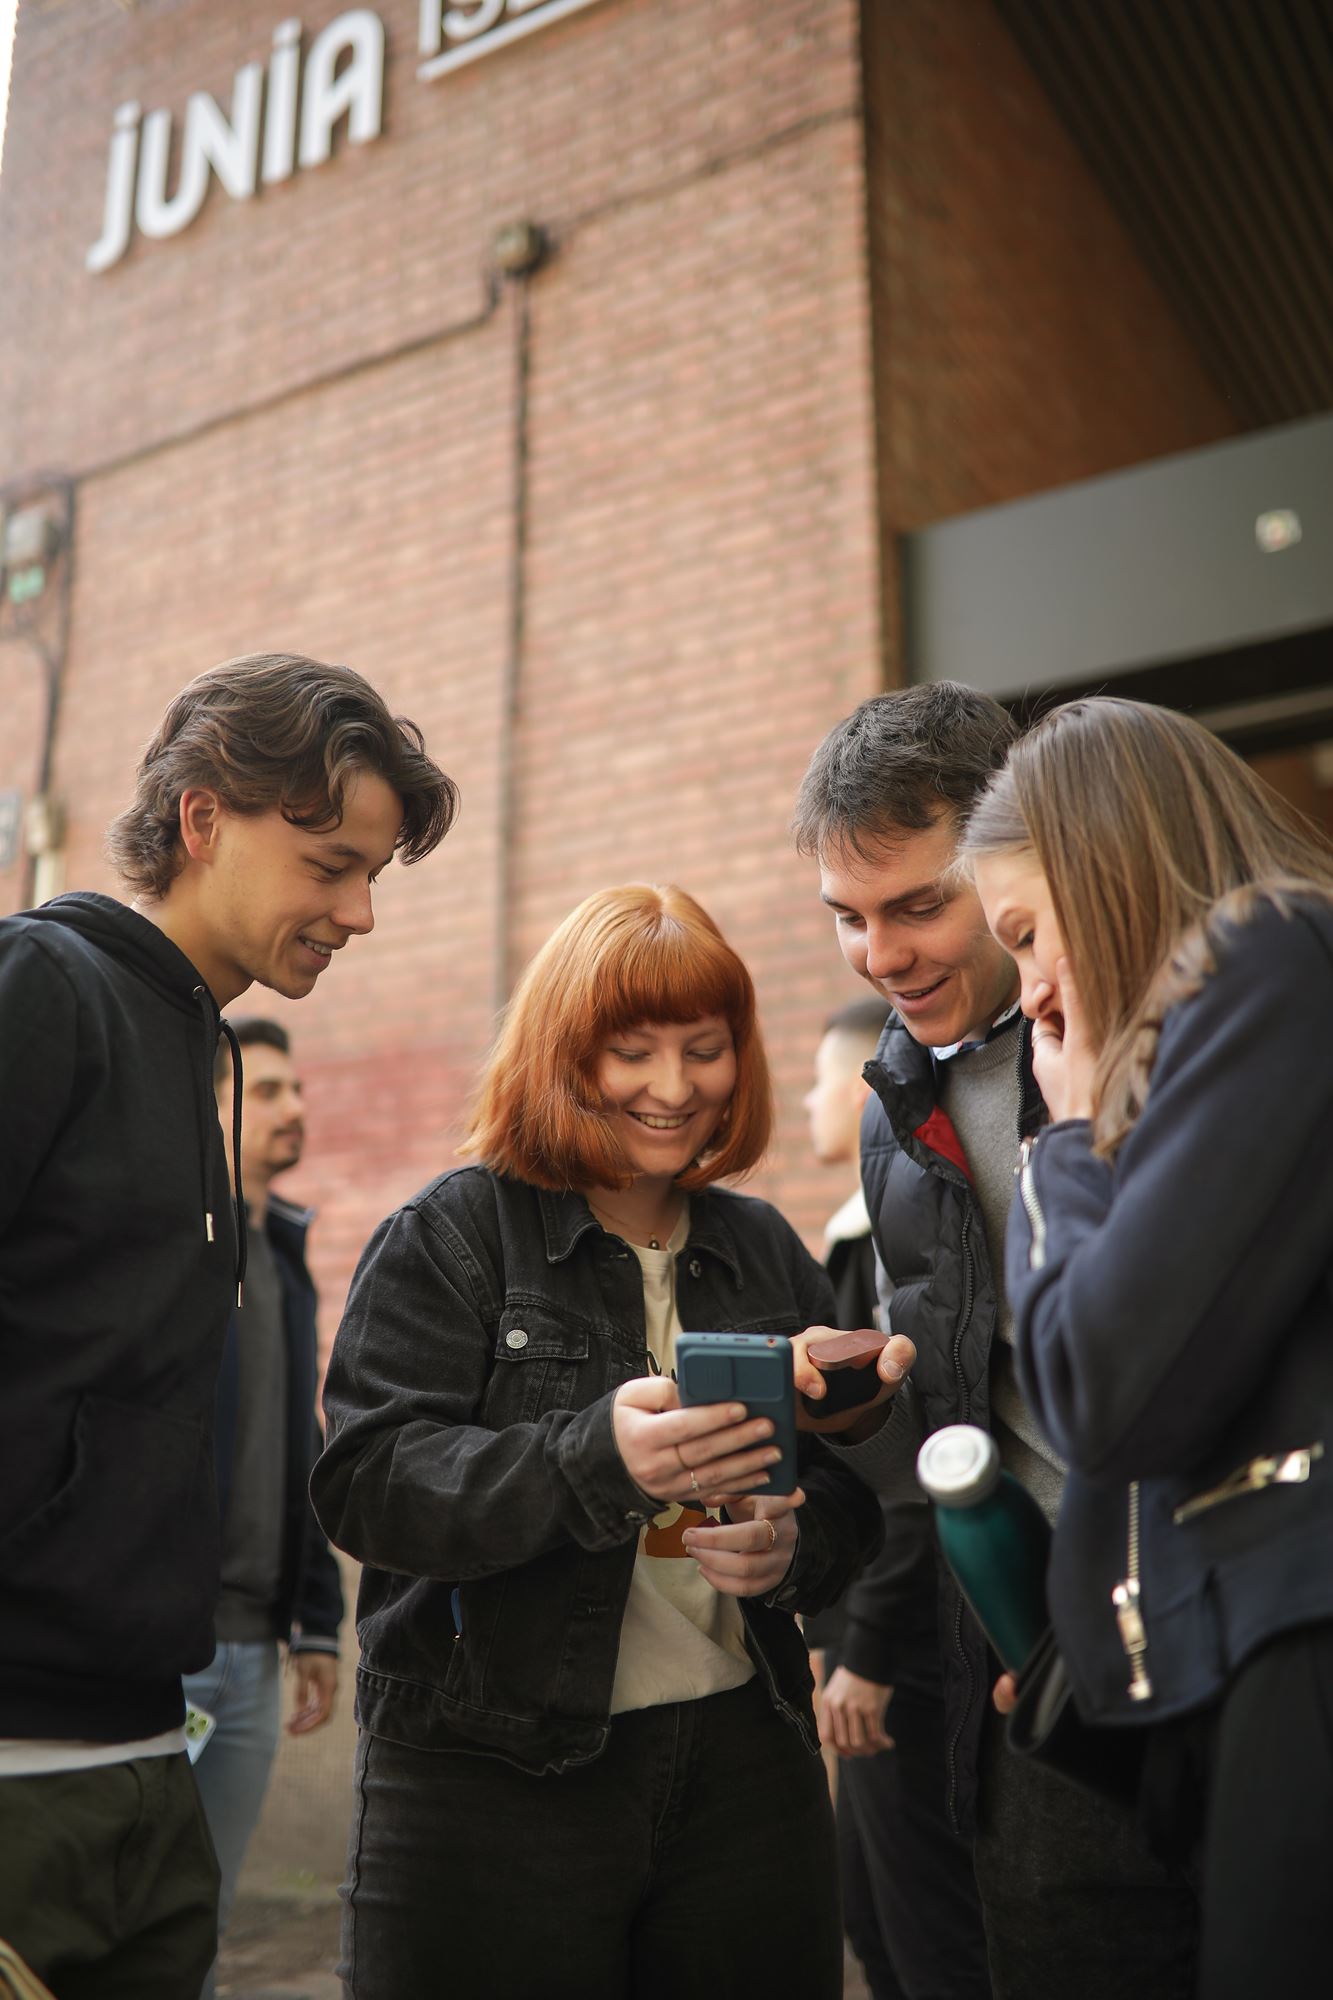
[917, 1424, 1000, 1507]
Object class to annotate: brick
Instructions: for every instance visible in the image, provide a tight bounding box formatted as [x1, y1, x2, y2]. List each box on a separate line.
[0, 0, 1233, 1332]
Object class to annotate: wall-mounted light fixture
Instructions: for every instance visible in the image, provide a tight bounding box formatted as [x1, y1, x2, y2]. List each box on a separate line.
[3, 503, 65, 606]
[1255, 508, 1302, 554]
[491, 219, 548, 280]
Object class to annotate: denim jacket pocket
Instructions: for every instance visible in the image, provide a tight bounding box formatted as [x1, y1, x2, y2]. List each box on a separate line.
[483, 1305, 594, 1425]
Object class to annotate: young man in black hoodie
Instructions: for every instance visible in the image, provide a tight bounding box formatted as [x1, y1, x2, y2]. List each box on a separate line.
[0, 653, 456, 1999]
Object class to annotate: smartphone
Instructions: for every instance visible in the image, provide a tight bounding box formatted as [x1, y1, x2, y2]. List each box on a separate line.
[675, 1332, 798, 1495]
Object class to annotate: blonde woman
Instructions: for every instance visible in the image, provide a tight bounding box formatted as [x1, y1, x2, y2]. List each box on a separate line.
[962, 696, 1333, 1998]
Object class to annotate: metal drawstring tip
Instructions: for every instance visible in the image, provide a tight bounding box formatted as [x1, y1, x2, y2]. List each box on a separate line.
[205, 1211, 215, 1244]
[236, 1281, 245, 1309]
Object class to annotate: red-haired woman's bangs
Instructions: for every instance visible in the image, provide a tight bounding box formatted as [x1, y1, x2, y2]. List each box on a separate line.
[593, 913, 754, 1045]
[462, 885, 771, 1190]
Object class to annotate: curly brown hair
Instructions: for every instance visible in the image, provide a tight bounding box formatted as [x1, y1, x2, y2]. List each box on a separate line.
[106, 652, 459, 898]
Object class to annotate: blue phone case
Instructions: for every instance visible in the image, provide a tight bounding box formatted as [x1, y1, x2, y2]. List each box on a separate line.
[674, 1332, 799, 1496]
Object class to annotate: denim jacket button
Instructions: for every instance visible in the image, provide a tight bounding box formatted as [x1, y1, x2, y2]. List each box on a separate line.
[505, 1328, 529, 1350]
[688, 1258, 702, 1279]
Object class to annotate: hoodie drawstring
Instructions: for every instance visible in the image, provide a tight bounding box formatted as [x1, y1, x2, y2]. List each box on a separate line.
[218, 1016, 248, 1307]
[195, 990, 248, 1307]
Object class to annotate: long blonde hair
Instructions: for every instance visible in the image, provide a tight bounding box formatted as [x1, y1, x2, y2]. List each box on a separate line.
[960, 697, 1333, 1154]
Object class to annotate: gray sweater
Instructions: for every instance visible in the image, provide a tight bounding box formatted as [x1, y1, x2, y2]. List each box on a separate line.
[938, 1027, 1066, 1523]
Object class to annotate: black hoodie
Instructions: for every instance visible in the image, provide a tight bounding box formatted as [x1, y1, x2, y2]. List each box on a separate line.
[0, 892, 237, 1741]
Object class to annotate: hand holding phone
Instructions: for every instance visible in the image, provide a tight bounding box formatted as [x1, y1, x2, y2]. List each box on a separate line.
[675, 1332, 798, 1494]
[680, 1488, 804, 1597]
[612, 1373, 780, 1505]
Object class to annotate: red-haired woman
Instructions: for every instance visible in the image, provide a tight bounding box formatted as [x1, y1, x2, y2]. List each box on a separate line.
[312, 885, 880, 1999]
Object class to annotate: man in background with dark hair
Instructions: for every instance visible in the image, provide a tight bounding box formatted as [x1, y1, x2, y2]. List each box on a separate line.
[792, 685, 1196, 2000]
[804, 997, 991, 2000]
[0, 654, 456, 1997]
[185, 1018, 342, 2000]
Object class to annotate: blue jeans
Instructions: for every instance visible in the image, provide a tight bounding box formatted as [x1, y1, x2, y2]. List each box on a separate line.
[181, 1640, 282, 1999]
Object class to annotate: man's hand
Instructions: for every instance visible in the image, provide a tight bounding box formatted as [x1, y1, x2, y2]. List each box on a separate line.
[287, 1651, 338, 1735]
[818, 1666, 895, 1758]
[792, 1328, 916, 1439]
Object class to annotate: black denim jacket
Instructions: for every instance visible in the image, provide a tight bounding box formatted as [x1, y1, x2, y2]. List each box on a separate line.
[313, 1167, 882, 1775]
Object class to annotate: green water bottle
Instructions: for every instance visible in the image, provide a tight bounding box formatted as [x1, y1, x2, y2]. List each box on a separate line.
[917, 1425, 1051, 1673]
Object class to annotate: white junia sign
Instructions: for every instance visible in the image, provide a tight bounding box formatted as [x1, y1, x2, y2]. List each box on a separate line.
[88, 11, 385, 273]
[87, 1, 607, 275]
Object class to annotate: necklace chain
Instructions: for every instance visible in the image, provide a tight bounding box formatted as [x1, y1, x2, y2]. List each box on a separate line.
[586, 1193, 681, 1250]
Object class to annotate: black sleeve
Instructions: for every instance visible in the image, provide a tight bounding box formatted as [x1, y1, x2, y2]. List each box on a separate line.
[311, 1204, 651, 1581]
[292, 1414, 345, 1651]
[764, 1219, 885, 1616]
[833, 1498, 937, 1684]
[0, 932, 78, 1239]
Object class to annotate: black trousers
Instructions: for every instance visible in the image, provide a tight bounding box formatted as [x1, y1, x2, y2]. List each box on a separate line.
[1192, 1622, 1333, 1999]
[0, 1753, 219, 2000]
[342, 1676, 842, 2000]
[973, 1704, 1198, 2000]
[837, 1687, 992, 2000]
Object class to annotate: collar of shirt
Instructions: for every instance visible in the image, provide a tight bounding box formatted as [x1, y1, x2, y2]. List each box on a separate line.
[931, 998, 1023, 1064]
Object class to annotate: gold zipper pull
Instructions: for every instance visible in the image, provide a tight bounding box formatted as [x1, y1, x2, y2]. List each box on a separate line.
[1173, 1443, 1324, 1525]
[1273, 1445, 1323, 1486]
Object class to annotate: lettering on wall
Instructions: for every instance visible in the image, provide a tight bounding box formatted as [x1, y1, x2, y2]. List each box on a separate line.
[416, 0, 605, 79]
[86, 11, 386, 274]
[86, 0, 610, 272]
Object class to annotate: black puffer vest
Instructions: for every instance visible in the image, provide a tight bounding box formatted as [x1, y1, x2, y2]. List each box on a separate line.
[860, 1011, 1042, 1836]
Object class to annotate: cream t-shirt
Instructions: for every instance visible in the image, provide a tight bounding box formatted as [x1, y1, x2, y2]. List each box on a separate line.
[609, 1207, 755, 1714]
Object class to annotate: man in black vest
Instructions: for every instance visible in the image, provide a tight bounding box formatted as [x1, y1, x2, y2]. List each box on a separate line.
[791, 684, 1196, 2000]
[804, 997, 991, 2000]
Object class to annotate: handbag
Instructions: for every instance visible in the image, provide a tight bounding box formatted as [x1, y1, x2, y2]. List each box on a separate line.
[1005, 1623, 1146, 1806]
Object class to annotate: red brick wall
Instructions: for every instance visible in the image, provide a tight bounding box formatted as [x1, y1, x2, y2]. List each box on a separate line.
[1, 0, 882, 1343]
[0, 0, 1237, 1346]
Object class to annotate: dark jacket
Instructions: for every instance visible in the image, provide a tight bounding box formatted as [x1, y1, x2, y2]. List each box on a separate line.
[0, 892, 236, 1741]
[1009, 895, 1333, 1728]
[860, 1010, 1043, 1834]
[216, 1193, 342, 1652]
[312, 1167, 882, 1776]
[805, 1218, 939, 1693]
